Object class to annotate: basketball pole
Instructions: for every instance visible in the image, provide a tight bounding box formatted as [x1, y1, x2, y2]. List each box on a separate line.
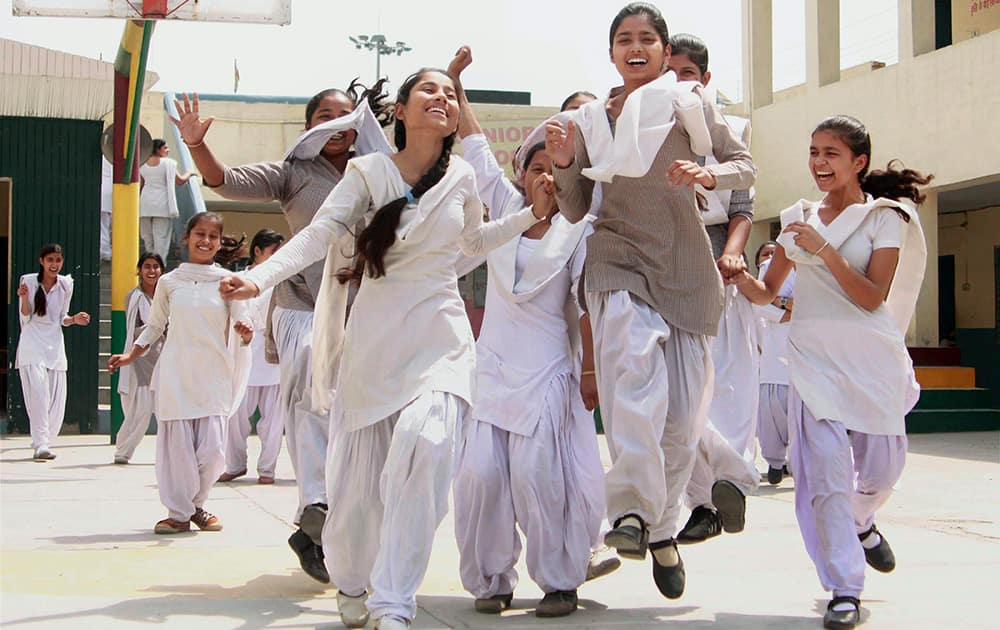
[110, 19, 155, 444]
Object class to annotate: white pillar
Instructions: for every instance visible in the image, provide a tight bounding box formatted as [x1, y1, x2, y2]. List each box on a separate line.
[899, 0, 937, 60]
[742, 0, 773, 110]
[908, 189, 940, 347]
[806, 0, 840, 88]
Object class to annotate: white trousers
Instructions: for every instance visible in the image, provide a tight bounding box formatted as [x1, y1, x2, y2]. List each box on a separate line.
[115, 385, 155, 460]
[20, 365, 67, 451]
[686, 288, 760, 508]
[454, 373, 604, 597]
[100, 211, 112, 261]
[322, 391, 465, 622]
[139, 216, 173, 261]
[788, 387, 907, 598]
[224, 384, 285, 477]
[758, 383, 790, 469]
[273, 306, 329, 520]
[589, 290, 713, 542]
[156, 416, 226, 522]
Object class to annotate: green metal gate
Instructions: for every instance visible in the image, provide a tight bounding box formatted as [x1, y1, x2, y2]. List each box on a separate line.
[0, 116, 101, 434]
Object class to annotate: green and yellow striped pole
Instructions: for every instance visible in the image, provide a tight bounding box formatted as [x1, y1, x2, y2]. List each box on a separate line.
[110, 20, 155, 443]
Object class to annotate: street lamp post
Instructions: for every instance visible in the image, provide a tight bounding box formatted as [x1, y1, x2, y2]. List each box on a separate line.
[349, 33, 412, 82]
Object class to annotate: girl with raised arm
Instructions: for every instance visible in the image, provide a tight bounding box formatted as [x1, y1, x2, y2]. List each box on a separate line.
[15, 244, 91, 460]
[139, 139, 197, 260]
[545, 2, 755, 600]
[170, 83, 390, 582]
[109, 213, 253, 536]
[219, 68, 548, 630]
[447, 47, 609, 618]
[735, 115, 929, 629]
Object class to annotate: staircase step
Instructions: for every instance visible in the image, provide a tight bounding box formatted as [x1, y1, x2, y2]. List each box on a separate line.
[914, 366, 976, 389]
[908, 346, 961, 367]
[98, 387, 111, 405]
[914, 388, 992, 410]
[905, 408, 1000, 433]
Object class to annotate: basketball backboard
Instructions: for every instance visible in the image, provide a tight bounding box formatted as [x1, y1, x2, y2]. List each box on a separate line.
[12, 0, 291, 25]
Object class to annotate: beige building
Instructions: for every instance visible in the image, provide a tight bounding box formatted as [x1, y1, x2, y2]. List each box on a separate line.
[739, 0, 1000, 423]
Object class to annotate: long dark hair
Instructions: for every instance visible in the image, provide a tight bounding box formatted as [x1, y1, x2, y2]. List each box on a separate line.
[305, 78, 394, 129]
[249, 228, 285, 264]
[610, 2, 669, 47]
[813, 116, 933, 205]
[33, 243, 63, 317]
[341, 68, 457, 282]
[184, 212, 246, 266]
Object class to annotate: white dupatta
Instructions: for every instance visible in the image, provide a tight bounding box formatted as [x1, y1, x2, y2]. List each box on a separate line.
[575, 72, 711, 183]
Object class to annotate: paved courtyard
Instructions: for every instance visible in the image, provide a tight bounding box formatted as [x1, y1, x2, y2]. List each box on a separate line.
[1, 430, 997, 629]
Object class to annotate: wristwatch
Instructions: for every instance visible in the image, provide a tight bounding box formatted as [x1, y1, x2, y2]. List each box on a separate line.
[778, 297, 789, 310]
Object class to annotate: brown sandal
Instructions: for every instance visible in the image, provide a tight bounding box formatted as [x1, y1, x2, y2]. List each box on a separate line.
[191, 508, 223, 531]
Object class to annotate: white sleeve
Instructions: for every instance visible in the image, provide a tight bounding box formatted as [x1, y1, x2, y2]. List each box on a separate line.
[568, 225, 592, 319]
[59, 277, 74, 327]
[244, 166, 369, 293]
[135, 279, 169, 349]
[872, 208, 905, 250]
[458, 171, 541, 257]
[460, 134, 523, 220]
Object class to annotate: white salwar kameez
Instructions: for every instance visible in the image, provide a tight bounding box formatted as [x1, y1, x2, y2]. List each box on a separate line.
[452, 134, 604, 599]
[15, 273, 73, 452]
[225, 284, 284, 478]
[754, 262, 795, 470]
[243, 153, 543, 624]
[775, 196, 924, 599]
[136, 263, 252, 522]
[115, 287, 163, 461]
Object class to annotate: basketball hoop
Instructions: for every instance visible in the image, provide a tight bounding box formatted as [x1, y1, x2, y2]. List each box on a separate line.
[12, 0, 291, 25]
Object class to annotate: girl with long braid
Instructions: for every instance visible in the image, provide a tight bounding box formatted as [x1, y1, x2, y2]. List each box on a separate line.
[219, 68, 548, 630]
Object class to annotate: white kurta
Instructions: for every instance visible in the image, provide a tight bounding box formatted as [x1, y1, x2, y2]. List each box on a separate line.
[139, 158, 179, 218]
[136, 263, 252, 422]
[244, 153, 543, 432]
[755, 261, 796, 386]
[15, 274, 72, 370]
[777, 196, 923, 435]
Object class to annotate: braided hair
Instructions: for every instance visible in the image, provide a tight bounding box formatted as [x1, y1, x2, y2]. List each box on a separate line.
[343, 69, 457, 281]
[33, 243, 64, 317]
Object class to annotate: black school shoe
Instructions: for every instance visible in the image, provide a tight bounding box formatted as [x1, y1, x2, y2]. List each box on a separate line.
[474, 592, 513, 614]
[711, 480, 746, 533]
[767, 466, 784, 485]
[677, 505, 722, 544]
[649, 539, 685, 599]
[536, 589, 578, 617]
[859, 524, 896, 573]
[603, 513, 649, 560]
[823, 596, 860, 629]
[288, 528, 330, 584]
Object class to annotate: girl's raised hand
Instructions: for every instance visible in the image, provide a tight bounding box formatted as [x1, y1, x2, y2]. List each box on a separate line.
[16, 283, 28, 299]
[530, 173, 557, 219]
[447, 46, 473, 79]
[168, 93, 214, 147]
[545, 120, 576, 169]
[667, 160, 717, 189]
[233, 320, 254, 345]
[783, 222, 828, 255]
[219, 275, 260, 301]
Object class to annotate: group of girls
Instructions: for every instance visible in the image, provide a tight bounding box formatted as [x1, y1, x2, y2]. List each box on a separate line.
[16, 2, 931, 629]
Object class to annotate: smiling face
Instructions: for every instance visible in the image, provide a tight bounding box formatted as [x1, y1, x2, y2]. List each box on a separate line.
[809, 129, 868, 194]
[667, 51, 709, 86]
[394, 71, 460, 137]
[308, 92, 358, 158]
[138, 258, 163, 290]
[610, 14, 668, 87]
[39, 252, 64, 279]
[184, 217, 223, 264]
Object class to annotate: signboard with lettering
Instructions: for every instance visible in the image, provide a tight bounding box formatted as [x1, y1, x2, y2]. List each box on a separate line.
[953, 0, 1000, 43]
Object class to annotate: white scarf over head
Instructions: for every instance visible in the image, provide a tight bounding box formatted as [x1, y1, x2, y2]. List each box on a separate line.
[283, 99, 393, 162]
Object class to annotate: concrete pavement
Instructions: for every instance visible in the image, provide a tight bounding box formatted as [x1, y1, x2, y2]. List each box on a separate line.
[1, 430, 998, 629]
